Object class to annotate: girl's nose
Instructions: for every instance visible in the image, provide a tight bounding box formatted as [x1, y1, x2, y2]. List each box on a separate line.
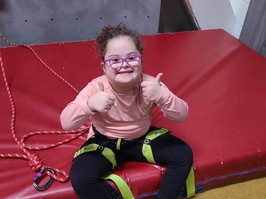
[120, 60, 130, 68]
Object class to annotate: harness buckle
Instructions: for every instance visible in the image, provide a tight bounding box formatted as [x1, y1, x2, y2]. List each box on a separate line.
[33, 168, 56, 191]
[143, 138, 151, 144]
[98, 145, 104, 151]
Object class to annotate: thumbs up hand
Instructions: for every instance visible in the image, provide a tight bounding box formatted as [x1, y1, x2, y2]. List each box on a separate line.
[87, 82, 116, 113]
[141, 73, 163, 102]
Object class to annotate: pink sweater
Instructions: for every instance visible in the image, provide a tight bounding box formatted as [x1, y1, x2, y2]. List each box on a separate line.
[60, 74, 188, 140]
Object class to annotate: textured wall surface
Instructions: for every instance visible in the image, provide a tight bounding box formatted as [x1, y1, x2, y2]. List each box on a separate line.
[0, 0, 161, 46]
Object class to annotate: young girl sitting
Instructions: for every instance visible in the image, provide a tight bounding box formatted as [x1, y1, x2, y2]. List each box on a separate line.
[60, 23, 193, 199]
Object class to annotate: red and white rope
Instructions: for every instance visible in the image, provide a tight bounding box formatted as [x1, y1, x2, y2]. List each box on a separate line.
[0, 33, 88, 184]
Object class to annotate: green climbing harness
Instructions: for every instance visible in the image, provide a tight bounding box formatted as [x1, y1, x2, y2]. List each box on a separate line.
[73, 128, 196, 198]
[74, 143, 117, 169]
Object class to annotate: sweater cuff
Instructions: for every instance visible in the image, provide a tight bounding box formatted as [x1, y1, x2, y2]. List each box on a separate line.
[155, 84, 170, 106]
[80, 98, 95, 115]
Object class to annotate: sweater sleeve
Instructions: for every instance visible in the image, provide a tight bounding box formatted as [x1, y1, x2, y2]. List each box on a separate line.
[60, 79, 100, 130]
[154, 83, 189, 122]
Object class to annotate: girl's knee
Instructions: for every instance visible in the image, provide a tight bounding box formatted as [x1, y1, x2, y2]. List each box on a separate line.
[70, 168, 101, 197]
[185, 143, 193, 161]
[172, 142, 193, 167]
[180, 143, 193, 165]
[70, 167, 89, 192]
[70, 160, 98, 191]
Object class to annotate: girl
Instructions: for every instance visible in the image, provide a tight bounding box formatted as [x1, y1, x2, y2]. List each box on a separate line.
[60, 23, 193, 199]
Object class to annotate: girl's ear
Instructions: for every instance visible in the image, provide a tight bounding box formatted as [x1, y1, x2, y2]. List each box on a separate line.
[101, 62, 106, 72]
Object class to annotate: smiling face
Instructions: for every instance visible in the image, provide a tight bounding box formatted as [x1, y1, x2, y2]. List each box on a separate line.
[102, 35, 142, 91]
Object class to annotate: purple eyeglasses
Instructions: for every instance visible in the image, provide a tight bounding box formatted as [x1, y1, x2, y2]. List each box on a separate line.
[103, 54, 142, 69]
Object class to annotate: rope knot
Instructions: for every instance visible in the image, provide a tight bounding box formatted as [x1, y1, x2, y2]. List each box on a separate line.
[29, 154, 43, 171]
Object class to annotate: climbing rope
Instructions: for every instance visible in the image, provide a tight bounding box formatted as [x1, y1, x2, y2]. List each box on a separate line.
[0, 33, 88, 189]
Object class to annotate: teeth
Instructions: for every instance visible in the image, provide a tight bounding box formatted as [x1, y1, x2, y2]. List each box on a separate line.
[119, 71, 132, 74]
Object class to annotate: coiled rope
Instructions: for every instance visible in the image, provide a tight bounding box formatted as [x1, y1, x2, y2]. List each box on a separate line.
[0, 33, 89, 186]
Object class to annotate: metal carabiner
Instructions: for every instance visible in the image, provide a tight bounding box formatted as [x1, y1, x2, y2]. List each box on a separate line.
[33, 168, 57, 191]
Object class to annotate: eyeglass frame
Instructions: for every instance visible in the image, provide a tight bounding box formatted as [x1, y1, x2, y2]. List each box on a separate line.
[103, 54, 142, 69]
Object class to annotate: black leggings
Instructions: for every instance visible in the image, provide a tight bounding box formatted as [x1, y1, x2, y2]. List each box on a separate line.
[70, 127, 193, 199]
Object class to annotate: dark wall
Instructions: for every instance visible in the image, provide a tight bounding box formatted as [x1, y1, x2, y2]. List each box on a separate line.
[159, 0, 199, 33]
[240, 0, 266, 58]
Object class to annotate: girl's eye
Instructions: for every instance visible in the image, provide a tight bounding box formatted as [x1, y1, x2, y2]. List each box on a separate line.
[110, 58, 121, 63]
[128, 55, 136, 61]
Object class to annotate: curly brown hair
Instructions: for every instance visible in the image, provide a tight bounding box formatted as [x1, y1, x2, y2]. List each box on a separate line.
[96, 23, 144, 60]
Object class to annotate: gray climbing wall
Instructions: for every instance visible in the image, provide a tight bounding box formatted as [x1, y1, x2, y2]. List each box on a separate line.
[0, 0, 161, 46]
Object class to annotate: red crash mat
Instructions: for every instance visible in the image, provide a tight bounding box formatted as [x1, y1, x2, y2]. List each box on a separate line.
[0, 29, 266, 199]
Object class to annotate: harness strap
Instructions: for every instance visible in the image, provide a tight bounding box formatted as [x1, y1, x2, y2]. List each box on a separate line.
[142, 128, 196, 198]
[116, 138, 122, 150]
[142, 128, 169, 163]
[105, 169, 195, 199]
[186, 167, 196, 198]
[105, 174, 134, 199]
[74, 143, 117, 168]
